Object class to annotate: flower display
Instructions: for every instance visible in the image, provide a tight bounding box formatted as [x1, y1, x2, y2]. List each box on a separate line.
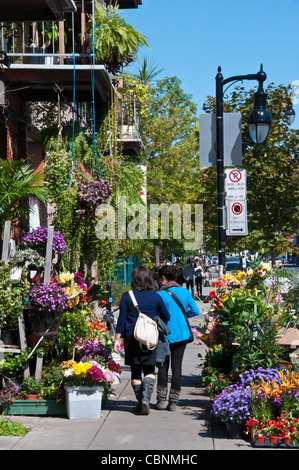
[60, 360, 115, 387]
[21, 227, 68, 256]
[211, 384, 252, 424]
[28, 283, 70, 312]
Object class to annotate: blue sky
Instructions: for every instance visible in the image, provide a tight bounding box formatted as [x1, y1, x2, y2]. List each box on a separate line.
[123, 0, 299, 129]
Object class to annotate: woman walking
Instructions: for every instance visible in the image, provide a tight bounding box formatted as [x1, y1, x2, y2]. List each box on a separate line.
[114, 266, 170, 415]
[194, 258, 204, 296]
[156, 265, 199, 411]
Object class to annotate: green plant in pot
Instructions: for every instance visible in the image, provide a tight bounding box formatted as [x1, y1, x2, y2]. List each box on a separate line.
[0, 261, 29, 334]
[90, 4, 148, 74]
[19, 376, 43, 399]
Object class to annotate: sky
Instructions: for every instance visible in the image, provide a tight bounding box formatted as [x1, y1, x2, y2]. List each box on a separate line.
[121, 0, 299, 129]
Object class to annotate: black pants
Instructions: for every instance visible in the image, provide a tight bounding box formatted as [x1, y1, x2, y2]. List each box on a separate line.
[195, 276, 203, 295]
[131, 364, 155, 381]
[157, 340, 187, 390]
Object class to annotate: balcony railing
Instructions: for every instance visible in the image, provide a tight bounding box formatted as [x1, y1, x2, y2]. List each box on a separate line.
[0, 17, 92, 65]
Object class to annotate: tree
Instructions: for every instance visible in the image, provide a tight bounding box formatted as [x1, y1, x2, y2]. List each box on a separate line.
[140, 76, 200, 264]
[0, 159, 47, 234]
[201, 83, 299, 261]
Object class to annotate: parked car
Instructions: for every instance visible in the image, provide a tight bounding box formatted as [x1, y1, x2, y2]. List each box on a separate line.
[225, 257, 240, 274]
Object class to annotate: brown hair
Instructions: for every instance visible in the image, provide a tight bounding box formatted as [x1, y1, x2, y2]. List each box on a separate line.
[157, 265, 178, 281]
[131, 266, 155, 291]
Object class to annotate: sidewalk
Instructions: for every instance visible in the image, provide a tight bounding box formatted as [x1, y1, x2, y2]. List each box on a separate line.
[0, 285, 253, 451]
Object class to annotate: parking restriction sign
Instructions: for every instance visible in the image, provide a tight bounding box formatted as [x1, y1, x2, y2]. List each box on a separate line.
[226, 199, 248, 236]
[225, 168, 246, 200]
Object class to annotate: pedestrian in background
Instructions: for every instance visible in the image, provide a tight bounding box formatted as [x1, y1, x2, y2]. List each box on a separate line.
[114, 266, 170, 415]
[194, 258, 204, 296]
[155, 265, 199, 411]
[183, 260, 195, 297]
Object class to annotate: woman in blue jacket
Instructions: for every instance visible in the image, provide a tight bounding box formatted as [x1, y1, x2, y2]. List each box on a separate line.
[156, 264, 199, 411]
[114, 266, 170, 415]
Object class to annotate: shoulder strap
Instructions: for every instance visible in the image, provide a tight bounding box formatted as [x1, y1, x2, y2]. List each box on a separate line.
[164, 288, 187, 317]
[128, 289, 138, 307]
[128, 290, 141, 314]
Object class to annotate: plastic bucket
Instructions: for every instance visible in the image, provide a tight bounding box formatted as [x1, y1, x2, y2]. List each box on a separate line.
[65, 385, 104, 419]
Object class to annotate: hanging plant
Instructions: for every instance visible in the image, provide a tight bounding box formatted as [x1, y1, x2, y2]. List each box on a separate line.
[90, 4, 148, 75]
[77, 177, 113, 220]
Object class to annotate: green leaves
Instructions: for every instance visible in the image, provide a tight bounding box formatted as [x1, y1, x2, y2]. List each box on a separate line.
[0, 159, 47, 233]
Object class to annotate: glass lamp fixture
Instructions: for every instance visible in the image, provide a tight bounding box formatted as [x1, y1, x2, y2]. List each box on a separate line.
[286, 105, 295, 125]
[247, 65, 271, 144]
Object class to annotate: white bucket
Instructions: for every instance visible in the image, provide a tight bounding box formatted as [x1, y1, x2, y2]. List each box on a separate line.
[65, 385, 104, 419]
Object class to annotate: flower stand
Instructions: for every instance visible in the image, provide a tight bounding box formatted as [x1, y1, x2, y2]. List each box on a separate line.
[65, 385, 104, 419]
[2, 399, 67, 416]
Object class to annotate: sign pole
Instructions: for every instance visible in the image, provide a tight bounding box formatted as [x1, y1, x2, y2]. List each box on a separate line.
[216, 67, 225, 276]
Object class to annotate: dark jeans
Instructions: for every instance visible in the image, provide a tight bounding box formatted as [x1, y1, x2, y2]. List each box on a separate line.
[185, 279, 194, 296]
[157, 340, 187, 390]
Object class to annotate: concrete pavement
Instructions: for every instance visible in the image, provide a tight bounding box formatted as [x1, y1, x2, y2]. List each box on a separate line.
[0, 285, 254, 452]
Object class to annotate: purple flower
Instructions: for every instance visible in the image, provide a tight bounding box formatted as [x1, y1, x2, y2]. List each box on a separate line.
[28, 283, 70, 312]
[21, 227, 68, 256]
[85, 365, 104, 381]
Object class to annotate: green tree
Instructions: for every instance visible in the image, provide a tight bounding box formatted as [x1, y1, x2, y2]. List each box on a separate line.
[140, 76, 200, 263]
[201, 83, 299, 260]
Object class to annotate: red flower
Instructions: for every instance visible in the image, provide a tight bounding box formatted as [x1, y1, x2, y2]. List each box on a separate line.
[209, 291, 217, 299]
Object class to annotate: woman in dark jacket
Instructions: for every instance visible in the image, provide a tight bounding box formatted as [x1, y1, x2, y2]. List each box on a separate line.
[114, 266, 170, 415]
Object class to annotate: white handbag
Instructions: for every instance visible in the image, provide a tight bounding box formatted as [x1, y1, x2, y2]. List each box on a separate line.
[129, 290, 159, 351]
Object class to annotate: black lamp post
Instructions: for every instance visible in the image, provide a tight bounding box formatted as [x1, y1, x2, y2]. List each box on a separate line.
[215, 64, 271, 275]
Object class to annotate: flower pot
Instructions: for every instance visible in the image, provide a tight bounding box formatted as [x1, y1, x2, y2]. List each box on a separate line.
[65, 385, 104, 419]
[269, 436, 278, 444]
[226, 422, 241, 439]
[255, 435, 265, 444]
[282, 437, 290, 445]
[24, 394, 39, 400]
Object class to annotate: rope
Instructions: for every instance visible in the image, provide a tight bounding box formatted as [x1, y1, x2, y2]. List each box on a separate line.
[91, 25, 103, 179]
[62, 52, 76, 192]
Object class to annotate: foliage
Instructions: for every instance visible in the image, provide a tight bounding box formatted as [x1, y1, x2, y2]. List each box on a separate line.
[135, 57, 164, 84]
[19, 376, 43, 396]
[91, 4, 148, 74]
[77, 176, 113, 220]
[10, 248, 45, 269]
[0, 350, 31, 377]
[201, 83, 299, 256]
[0, 261, 29, 330]
[55, 307, 90, 358]
[0, 159, 47, 233]
[0, 412, 29, 436]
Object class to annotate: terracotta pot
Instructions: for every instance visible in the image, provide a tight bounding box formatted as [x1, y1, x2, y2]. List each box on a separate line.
[282, 437, 290, 444]
[269, 436, 278, 444]
[24, 394, 39, 400]
[255, 435, 265, 444]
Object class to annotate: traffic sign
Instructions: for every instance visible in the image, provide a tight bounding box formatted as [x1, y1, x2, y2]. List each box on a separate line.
[225, 168, 246, 200]
[226, 199, 248, 236]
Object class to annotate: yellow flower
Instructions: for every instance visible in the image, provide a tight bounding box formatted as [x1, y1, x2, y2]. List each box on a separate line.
[72, 362, 92, 376]
[59, 272, 74, 284]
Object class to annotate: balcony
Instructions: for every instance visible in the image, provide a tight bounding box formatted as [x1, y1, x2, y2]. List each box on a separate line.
[117, 88, 144, 155]
[0, 1, 113, 104]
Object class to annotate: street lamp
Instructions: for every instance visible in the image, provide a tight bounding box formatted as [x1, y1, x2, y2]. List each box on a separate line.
[286, 105, 296, 125]
[215, 64, 271, 276]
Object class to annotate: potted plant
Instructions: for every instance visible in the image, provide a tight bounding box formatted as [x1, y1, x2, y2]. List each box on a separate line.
[91, 4, 148, 75]
[19, 376, 43, 400]
[21, 226, 68, 257]
[10, 248, 45, 270]
[60, 360, 115, 419]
